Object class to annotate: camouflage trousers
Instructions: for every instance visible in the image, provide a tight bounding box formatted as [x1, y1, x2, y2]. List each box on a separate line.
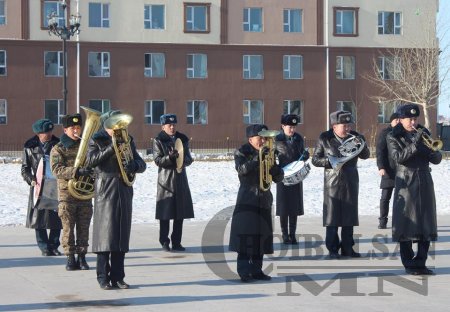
[58, 202, 93, 255]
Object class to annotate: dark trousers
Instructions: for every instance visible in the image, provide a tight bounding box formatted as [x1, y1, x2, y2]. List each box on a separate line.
[159, 219, 183, 246]
[237, 253, 264, 277]
[96, 251, 126, 284]
[325, 226, 354, 254]
[379, 187, 394, 221]
[280, 215, 298, 236]
[35, 229, 61, 252]
[400, 240, 430, 269]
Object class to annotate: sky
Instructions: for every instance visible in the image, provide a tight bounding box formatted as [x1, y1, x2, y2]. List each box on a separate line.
[438, 0, 450, 117]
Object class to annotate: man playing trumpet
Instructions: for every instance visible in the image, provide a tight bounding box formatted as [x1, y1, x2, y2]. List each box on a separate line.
[311, 111, 369, 259]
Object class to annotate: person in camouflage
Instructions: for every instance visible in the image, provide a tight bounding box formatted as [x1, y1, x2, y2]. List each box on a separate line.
[50, 113, 93, 271]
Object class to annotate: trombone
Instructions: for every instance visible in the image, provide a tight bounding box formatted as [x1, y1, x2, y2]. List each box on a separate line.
[412, 126, 443, 151]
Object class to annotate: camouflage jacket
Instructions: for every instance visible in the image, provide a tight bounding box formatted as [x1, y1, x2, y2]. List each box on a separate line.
[50, 134, 92, 206]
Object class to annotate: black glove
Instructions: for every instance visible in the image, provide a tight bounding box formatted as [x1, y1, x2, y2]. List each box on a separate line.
[76, 167, 93, 178]
[411, 129, 423, 144]
[125, 161, 138, 174]
[261, 146, 270, 156]
[301, 150, 310, 161]
[169, 149, 179, 161]
[269, 164, 282, 177]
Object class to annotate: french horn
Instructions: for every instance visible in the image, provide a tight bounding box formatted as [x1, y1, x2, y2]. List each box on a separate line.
[328, 134, 366, 171]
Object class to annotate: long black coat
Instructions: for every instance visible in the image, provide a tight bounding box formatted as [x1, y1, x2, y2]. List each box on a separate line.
[311, 129, 370, 227]
[86, 129, 146, 253]
[153, 131, 194, 220]
[229, 143, 284, 255]
[376, 126, 396, 189]
[21, 135, 62, 229]
[386, 124, 441, 242]
[275, 132, 309, 216]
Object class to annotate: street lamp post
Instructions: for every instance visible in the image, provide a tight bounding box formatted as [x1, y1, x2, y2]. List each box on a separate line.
[47, 0, 81, 113]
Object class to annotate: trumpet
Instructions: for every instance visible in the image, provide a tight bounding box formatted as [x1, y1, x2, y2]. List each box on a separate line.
[258, 130, 280, 191]
[412, 126, 443, 151]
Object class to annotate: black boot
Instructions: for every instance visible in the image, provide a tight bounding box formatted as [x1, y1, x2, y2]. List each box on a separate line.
[378, 218, 388, 229]
[289, 234, 298, 245]
[77, 254, 90, 270]
[66, 255, 79, 271]
[280, 216, 290, 244]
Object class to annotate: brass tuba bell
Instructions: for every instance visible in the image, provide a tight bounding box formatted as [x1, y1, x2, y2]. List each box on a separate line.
[258, 130, 280, 191]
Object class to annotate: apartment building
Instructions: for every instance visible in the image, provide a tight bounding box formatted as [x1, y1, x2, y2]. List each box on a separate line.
[0, 0, 439, 148]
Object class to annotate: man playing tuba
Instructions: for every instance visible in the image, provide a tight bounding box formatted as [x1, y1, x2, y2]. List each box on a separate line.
[311, 110, 370, 259]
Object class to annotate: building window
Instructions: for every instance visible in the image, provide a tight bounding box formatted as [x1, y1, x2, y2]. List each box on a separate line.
[377, 56, 400, 80]
[336, 101, 356, 121]
[378, 101, 400, 124]
[187, 54, 207, 79]
[44, 51, 63, 77]
[0, 0, 6, 25]
[243, 100, 263, 124]
[184, 3, 210, 33]
[243, 55, 263, 79]
[42, 0, 65, 28]
[0, 50, 6, 76]
[45, 99, 65, 124]
[144, 4, 165, 29]
[187, 100, 208, 125]
[0, 99, 6, 124]
[145, 100, 165, 124]
[283, 100, 303, 124]
[88, 52, 110, 77]
[89, 2, 109, 28]
[283, 55, 303, 79]
[336, 56, 355, 80]
[334, 7, 358, 36]
[89, 99, 110, 113]
[243, 7, 262, 32]
[283, 9, 302, 33]
[378, 11, 401, 35]
[145, 53, 165, 78]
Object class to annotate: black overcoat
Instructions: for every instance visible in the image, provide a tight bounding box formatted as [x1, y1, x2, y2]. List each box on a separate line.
[311, 129, 370, 227]
[229, 143, 284, 255]
[275, 132, 309, 216]
[153, 131, 194, 220]
[86, 129, 146, 253]
[21, 135, 62, 229]
[376, 126, 396, 189]
[386, 124, 441, 242]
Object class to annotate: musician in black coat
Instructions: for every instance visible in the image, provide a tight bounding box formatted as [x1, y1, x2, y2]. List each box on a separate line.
[375, 112, 399, 229]
[275, 114, 309, 244]
[386, 104, 441, 275]
[311, 111, 370, 259]
[21, 119, 62, 256]
[229, 124, 284, 282]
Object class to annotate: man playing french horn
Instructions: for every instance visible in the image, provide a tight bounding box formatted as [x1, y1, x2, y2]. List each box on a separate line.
[312, 110, 370, 259]
[50, 114, 93, 271]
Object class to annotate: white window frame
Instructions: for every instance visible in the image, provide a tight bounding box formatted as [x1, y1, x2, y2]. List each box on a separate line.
[187, 54, 207, 79]
[335, 9, 356, 35]
[336, 56, 355, 80]
[0, 0, 6, 25]
[378, 101, 401, 124]
[144, 4, 165, 30]
[187, 100, 208, 125]
[89, 2, 109, 28]
[185, 4, 208, 32]
[378, 56, 400, 80]
[44, 99, 65, 124]
[43, 0, 65, 27]
[88, 52, 110, 77]
[0, 99, 7, 125]
[283, 100, 303, 124]
[88, 99, 110, 113]
[243, 7, 262, 32]
[337, 101, 356, 122]
[144, 53, 165, 78]
[44, 51, 64, 77]
[145, 100, 166, 125]
[283, 8, 302, 33]
[0, 50, 6, 76]
[243, 100, 264, 124]
[378, 11, 402, 35]
[243, 55, 263, 79]
[283, 55, 303, 79]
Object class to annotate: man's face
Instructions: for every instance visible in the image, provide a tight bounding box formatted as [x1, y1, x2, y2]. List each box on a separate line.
[249, 136, 266, 150]
[37, 131, 52, 143]
[400, 117, 417, 132]
[282, 124, 296, 137]
[332, 123, 352, 138]
[162, 123, 176, 136]
[64, 125, 82, 140]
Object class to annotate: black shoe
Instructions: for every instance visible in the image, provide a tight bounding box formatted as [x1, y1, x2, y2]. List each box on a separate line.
[51, 249, 62, 256]
[239, 274, 253, 283]
[162, 241, 171, 252]
[328, 252, 340, 259]
[289, 234, 298, 245]
[405, 268, 421, 275]
[418, 267, 434, 275]
[41, 249, 52, 256]
[341, 250, 361, 258]
[66, 255, 79, 271]
[112, 280, 130, 289]
[253, 272, 271, 281]
[282, 234, 291, 245]
[77, 254, 90, 270]
[172, 244, 186, 251]
[99, 282, 112, 290]
[378, 218, 388, 229]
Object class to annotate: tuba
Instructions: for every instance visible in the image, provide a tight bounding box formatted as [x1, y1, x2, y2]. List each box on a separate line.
[258, 130, 280, 191]
[328, 134, 366, 171]
[68, 106, 102, 200]
[412, 126, 443, 151]
[104, 112, 136, 186]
